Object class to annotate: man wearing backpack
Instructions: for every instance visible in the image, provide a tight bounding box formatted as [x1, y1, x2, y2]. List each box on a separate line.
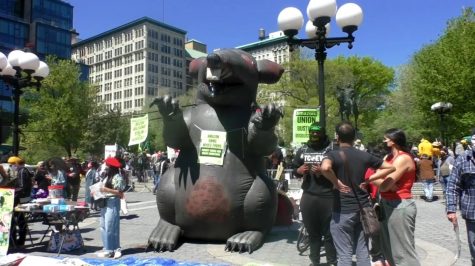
[7, 156, 33, 246]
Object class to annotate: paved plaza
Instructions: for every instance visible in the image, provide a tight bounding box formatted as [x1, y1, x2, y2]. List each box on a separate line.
[10, 180, 472, 266]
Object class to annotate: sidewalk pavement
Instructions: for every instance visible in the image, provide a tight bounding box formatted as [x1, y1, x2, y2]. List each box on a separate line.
[10, 181, 472, 266]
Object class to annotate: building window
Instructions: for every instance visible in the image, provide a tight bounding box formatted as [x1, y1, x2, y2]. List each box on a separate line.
[114, 47, 122, 56]
[114, 69, 122, 78]
[135, 28, 144, 37]
[114, 35, 122, 45]
[105, 39, 112, 48]
[135, 40, 144, 50]
[125, 31, 133, 42]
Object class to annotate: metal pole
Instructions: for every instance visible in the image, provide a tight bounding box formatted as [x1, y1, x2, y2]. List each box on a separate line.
[439, 113, 444, 144]
[12, 87, 21, 156]
[317, 56, 326, 129]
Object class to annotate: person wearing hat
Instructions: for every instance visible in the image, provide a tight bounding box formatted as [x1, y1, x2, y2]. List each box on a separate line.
[292, 122, 337, 266]
[96, 157, 126, 259]
[417, 138, 433, 158]
[7, 156, 32, 246]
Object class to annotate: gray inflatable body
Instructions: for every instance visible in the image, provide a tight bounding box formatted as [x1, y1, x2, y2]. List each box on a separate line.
[148, 49, 284, 253]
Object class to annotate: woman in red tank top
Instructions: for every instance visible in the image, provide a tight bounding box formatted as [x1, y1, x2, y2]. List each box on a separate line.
[371, 128, 420, 266]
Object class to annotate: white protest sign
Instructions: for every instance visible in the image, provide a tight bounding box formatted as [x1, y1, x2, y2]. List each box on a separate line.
[198, 130, 227, 165]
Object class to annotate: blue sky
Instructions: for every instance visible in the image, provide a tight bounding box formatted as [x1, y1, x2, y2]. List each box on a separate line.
[68, 0, 473, 67]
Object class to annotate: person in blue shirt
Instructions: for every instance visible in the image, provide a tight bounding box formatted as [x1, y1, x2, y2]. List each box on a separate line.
[446, 132, 475, 266]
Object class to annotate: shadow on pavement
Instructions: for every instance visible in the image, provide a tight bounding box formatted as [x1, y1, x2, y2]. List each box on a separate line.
[120, 214, 140, 220]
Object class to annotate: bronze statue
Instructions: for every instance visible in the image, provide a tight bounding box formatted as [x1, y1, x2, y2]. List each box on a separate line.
[336, 84, 359, 129]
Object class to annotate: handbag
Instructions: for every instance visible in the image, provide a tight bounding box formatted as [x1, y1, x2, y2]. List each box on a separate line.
[94, 198, 106, 208]
[47, 229, 83, 253]
[339, 150, 381, 238]
[373, 192, 385, 221]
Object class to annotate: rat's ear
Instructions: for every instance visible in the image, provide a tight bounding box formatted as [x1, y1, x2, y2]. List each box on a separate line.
[257, 59, 284, 84]
[189, 57, 207, 78]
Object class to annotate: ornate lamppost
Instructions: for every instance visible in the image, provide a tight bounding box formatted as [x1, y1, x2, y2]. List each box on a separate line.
[0, 50, 49, 155]
[431, 102, 453, 146]
[277, 0, 363, 129]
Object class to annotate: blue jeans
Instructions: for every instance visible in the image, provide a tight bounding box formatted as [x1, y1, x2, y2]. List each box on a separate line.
[84, 178, 94, 205]
[100, 197, 121, 252]
[153, 174, 161, 193]
[423, 179, 434, 200]
[440, 175, 449, 197]
[466, 219, 475, 265]
[330, 211, 370, 266]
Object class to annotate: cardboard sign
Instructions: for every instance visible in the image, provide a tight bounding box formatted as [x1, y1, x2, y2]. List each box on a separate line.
[128, 114, 149, 146]
[292, 109, 319, 145]
[0, 188, 15, 255]
[198, 130, 227, 165]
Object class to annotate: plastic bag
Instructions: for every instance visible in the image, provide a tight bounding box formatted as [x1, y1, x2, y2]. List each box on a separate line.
[47, 230, 83, 253]
[120, 198, 128, 215]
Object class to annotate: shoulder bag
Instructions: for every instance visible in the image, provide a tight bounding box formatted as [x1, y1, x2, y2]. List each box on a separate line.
[339, 150, 381, 238]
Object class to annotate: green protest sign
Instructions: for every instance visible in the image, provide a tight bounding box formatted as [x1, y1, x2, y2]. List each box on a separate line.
[128, 114, 149, 146]
[292, 108, 319, 145]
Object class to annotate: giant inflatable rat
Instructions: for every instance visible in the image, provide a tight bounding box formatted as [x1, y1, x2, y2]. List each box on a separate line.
[148, 48, 284, 253]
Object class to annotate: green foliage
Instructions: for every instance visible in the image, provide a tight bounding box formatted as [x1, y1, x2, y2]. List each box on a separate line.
[80, 108, 129, 159]
[409, 7, 475, 142]
[369, 65, 427, 146]
[21, 56, 98, 162]
[258, 53, 394, 147]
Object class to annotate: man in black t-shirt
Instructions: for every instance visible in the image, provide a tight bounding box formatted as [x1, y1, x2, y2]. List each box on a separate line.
[292, 122, 337, 266]
[321, 122, 394, 265]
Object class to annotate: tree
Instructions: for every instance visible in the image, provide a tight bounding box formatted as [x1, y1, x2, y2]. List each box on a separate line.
[409, 8, 475, 143]
[21, 56, 98, 160]
[80, 108, 129, 159]
[368, 65, 427, 146]
[257, 53, 394, 147]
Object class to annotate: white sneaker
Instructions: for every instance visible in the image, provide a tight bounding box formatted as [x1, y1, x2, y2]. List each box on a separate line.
[96, 250, 113, 258]
[113, 248, 122, 259]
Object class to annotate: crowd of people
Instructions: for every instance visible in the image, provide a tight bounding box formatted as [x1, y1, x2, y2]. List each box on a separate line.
[289, 122, 475, 266]
[0, 149, 171, 258]
[1, 124, 474, 264]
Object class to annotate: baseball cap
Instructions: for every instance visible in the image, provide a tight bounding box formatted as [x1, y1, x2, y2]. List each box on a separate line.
[105, 157, 122, 168]
[308, 122, 324, 132]
[7, 156, 24, 165]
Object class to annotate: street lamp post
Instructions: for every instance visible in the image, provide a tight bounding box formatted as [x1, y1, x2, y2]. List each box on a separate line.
[0, 50, 49, 156]
[431, 102, 453, 146]
[277, 0, 363, 129]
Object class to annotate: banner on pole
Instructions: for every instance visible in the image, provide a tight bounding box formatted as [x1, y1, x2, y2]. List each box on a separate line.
[292, 108, 319, 145]
[128, 114, 149, 146]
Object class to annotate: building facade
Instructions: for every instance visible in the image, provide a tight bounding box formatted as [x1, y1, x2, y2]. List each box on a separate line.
[184, 39, 207, 91]
[0, 0, 75, 143]
[72, 17, 187, 113]
[236, 30, 291, 65]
